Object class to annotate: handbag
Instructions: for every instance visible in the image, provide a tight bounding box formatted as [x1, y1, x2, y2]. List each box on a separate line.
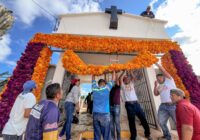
[72, 113, 79, 124]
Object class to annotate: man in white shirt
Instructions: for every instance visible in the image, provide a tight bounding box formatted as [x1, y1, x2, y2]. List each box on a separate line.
[154, 63, 176, 140]
[2, 80, 37, 140]
[120, 71, 152, 140]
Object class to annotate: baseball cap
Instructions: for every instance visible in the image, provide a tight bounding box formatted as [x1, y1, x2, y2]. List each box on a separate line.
[71, 79, 80, 85]
[170, 88, 185, 97]
[23, 80, 37, 92]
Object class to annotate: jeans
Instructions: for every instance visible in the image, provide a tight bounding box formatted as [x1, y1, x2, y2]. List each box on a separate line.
[3, 135, 22, 140]
[93, 112, 111, 140]
[110, 105, 121, 140]
[158, 103, 176, 140]
[59, 101, 75, 140]
[125, 102, 150, 140]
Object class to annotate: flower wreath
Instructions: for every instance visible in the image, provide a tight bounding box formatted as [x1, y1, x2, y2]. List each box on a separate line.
[62, 50, 158, 75]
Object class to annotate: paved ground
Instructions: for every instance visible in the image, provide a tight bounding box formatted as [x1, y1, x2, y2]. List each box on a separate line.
[59, 107, 178, 140]
[0, 107, 178, 140]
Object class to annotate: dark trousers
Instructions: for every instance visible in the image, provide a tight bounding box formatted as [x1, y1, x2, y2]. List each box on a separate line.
[125, 102, 150, 140]
[3, 135, 23, 140]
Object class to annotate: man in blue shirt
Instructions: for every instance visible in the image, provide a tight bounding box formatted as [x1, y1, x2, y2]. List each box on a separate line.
[92, 71, 115, 140]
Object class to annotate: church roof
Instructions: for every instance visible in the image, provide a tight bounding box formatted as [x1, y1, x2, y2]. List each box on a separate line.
[56, 11, 169, 40]
[58, 12, 167, 24]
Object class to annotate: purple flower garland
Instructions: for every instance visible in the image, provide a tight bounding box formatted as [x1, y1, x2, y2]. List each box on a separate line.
[170, 50, 200, 110]
[0, 43, 44, 131]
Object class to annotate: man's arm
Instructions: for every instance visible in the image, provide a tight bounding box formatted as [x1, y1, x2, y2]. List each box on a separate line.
[104, 73, 108, 83]
[92, 75, 98, 89]
[24, 95, 36, 118]
[181, 124, 193, 140]
[106, 71, 116, 91]
[112, 71, 116, 82]
[155, 63, 172, 79]
[116, 72, 120, 86]
[119, 70, 126, 85]
[24, 108, 32, 118]
[150, 12, 155, 18]
[140, 11, 145, 16]
[129, 70, 137, 81]
[179, 105, 194, 140]
[154, 81, 159, 96]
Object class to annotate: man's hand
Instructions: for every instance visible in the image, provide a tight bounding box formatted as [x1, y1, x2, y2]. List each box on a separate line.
[24, 108, 32, 118]
[155, 63, 172, 80]
[154, 81, 159, 96]
[154, 81, 158, 87]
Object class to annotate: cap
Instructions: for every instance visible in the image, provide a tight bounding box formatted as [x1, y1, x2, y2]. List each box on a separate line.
[23, 80, 37, 92]
[156, 73, 164, 77]
[170, 88, 185, 97]
[71, 79, 80, 85]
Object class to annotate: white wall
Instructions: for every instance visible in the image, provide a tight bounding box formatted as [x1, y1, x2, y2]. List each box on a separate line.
[52, 53, 65, 85]
[57, 12, 169, 39]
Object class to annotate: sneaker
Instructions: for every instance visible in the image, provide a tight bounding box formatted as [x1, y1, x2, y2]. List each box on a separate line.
[58, 137, 63, 140]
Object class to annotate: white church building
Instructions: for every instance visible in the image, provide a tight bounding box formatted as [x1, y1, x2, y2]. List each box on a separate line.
[41, 7, 176, 138]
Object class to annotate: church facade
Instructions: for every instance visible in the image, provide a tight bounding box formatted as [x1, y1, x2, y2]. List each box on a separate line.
[50, 10, 170, 128]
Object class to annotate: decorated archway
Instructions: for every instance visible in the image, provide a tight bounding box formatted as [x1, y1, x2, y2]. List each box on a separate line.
[0, 33, 200, 131]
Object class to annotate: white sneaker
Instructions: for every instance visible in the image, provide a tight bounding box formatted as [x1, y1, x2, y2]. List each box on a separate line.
[58, 137, 63, 140]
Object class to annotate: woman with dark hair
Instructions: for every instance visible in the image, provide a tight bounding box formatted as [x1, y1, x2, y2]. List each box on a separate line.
[59, 78, 81, 140]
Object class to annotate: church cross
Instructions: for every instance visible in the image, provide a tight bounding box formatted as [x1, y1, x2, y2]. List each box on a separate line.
[105, 6, 122, 29]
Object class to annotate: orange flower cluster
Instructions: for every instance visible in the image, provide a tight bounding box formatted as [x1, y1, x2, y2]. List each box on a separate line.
[62, 50, 158, 75]
[31, 33, 181, 54]
[161, 53, 190, 98]
[0, 85, 7, 100]
[31, 47, 52, 101]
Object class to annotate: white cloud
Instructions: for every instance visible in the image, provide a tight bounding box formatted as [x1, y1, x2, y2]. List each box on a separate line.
[0, 35, 11, 61]
[152, 0, 200, 75]
[0, 0, 101, 67]
[149, 0, 159, 10]
[3, 0, 101, 25]
[0, 34, 16, 66]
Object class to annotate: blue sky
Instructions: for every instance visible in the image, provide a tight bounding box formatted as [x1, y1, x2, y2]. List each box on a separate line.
[0, 0, 200, 78]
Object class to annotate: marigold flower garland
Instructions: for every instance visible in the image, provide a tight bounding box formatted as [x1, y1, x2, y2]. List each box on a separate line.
[161, 53, 190, 98]
[0, 43, 44, 131]
[31, 33, 181, 54]
[31, 47, 52, 102]
[170, 50, 200, 110]
[0, 85, 7, 100]
[62, 50, 158, 75]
